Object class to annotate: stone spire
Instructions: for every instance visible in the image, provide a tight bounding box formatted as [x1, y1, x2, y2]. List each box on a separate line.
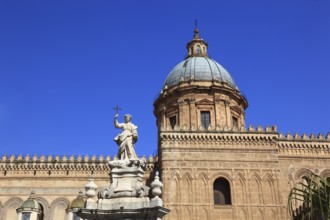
[186, 23, 208, 58]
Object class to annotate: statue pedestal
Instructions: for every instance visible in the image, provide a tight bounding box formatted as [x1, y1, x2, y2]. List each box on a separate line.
[100, 159, 150, 199]
[110, 166, 146, 197]
[79, 159, 170, 220]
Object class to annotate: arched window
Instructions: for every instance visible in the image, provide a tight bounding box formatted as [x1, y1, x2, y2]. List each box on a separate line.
[196, 45, 201, 54]
[213, 178, 231, 205]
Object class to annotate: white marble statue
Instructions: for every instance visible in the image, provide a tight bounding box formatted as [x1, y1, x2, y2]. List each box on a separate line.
[114, 113, 138, 160]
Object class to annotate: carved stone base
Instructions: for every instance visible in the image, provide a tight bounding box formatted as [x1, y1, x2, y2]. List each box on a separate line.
[80, 159, 170, 220]
[100, 159, 149, 198]
[97, 197, 150, 210]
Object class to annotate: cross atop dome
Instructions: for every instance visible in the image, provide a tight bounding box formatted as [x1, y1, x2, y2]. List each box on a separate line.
[186, 22, 208, 58]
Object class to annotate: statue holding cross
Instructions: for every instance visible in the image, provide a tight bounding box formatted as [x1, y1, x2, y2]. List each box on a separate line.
[113, 106, 138, 160]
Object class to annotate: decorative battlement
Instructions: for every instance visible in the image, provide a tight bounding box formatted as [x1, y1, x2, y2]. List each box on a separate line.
[1, 154, 111, 163]
[159, 124, 278, 133]
[160, 132, 277, 142]
[277, 132, 330, 141]
[0, 154, 156, 163]
[159, 127, 279, 151]
[0, 154, 156, 174]
[277, 132, 330, 157]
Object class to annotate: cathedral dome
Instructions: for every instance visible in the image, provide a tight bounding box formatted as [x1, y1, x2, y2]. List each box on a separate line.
[164, 56, 237, 89]
[154, 26, 248, 132]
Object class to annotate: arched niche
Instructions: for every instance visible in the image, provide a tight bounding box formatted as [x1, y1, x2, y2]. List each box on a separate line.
[196, 172, 209, 203]
[233, 172, 246, 204]
[249, 173, 262, 205]
[50, 198, 69, 220]
[180, 172, 193, 204]
[262, 173, 275, 205]
[169, 172, 180, 204]
[35, 197, 50, 220]
[320, 169, 330, 180]
[2, 197, 23, 220]
[294, 168, 312, 181]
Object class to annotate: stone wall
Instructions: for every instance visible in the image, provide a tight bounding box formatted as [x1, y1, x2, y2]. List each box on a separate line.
[158, 124, 330, 220]
[277, 132, 330, 215]
[158, 125, 286, 220]
[1, 130, 329, 220]
[0, 154, 155, 220]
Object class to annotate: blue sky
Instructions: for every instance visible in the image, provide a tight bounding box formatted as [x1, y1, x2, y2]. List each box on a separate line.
[0, 0, 329, 158]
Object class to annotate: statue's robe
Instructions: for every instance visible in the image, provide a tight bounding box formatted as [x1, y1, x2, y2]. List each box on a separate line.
[114, 122, 138, 159]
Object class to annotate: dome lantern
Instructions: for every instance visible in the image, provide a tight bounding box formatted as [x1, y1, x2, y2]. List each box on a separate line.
[186, 25, 208, 58]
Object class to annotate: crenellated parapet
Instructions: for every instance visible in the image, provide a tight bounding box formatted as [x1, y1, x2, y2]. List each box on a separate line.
[159, 124, 279, 150]
[0, 154, 156, 176]
[0, 154, 156, 163]
[160, 131, 277, 142]
[277, 132, 330, 157]
[1, 154, 112, 163]
[159, 123, 278, 133]
[277, 132, 330, 141]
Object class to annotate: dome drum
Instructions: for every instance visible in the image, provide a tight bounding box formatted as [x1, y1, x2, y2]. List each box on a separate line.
[154, 87, 247, 132]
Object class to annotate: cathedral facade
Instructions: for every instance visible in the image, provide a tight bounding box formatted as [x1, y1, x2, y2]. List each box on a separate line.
[1, 28, 329, 220]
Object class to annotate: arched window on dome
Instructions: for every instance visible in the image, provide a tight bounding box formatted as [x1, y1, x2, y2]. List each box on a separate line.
[213, 178, 231, 205]
[169, 115, 176, 129]
[196, 45, 201, 54]
[232, 116, 238, 128]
